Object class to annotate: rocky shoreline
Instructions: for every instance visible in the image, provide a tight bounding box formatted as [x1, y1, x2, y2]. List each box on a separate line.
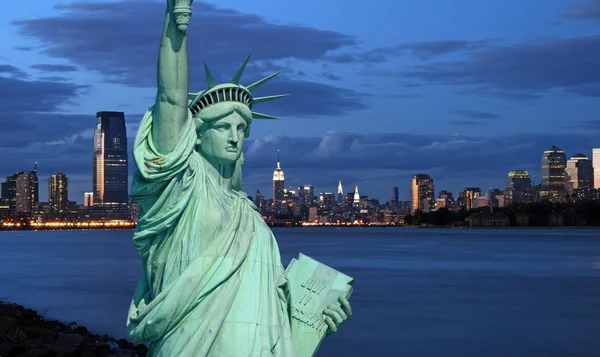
[0, 301, 147, 357]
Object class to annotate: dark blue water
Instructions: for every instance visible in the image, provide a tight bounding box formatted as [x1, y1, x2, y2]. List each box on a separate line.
[1, 228, 600, 356]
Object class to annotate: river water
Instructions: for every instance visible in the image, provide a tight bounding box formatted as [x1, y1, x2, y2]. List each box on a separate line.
[1, 227, 599, 356]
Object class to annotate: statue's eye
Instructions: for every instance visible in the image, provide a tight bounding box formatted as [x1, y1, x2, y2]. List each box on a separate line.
[237, 125, 246, 132]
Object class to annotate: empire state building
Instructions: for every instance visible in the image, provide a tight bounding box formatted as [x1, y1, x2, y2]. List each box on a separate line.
[273, 150, 285, 203]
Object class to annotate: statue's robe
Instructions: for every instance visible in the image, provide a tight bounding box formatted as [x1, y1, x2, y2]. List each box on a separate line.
[127, 108, 297, 357]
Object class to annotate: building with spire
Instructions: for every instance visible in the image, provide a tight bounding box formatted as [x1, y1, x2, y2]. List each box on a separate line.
[272, 150, 285, 203]
[337, 180, 344, 203]
[353, 186, 360, 207]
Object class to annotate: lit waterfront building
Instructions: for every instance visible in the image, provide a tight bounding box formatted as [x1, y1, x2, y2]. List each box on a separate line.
[15, 163, 39, 213]
[566, 154, 594, 192]
[410, 174, 434, 213]
[272, 150, 285, 203]
[1, 173, 18, 211]
[84, 192, 94, 207]
[436, 190, 454, 209]
[504, 170, 532, 205]
[540, 145, 566, 202]
[463, 187, 481, 211]
[93, 111, 128, 218]
[48, 172, 68, 213]
[299, 185, 314, 208]
[593, 148, 600, 189]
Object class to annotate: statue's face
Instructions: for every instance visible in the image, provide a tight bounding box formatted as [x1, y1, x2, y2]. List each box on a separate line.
[197, 102, 250, 166]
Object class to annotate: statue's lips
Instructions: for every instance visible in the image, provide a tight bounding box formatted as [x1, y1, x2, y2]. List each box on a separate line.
[225, 147, 238, 152]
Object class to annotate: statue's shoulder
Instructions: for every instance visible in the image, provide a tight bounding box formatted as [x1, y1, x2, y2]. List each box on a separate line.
[238, 192, 260, 213]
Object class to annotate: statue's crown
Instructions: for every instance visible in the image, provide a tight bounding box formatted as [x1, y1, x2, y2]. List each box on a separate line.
[188, 55, 288, 120]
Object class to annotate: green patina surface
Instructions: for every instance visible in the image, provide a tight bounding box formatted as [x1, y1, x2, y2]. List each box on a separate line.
[126, 1, 353, 355]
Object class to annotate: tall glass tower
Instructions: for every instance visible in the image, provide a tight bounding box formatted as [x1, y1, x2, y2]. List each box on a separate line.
[410, 174, 434, 213]
[541, 145, 566, 201]
[93, 111, 128, 218]
[504, 170, 532, 205]
[48, 172, 69, 213]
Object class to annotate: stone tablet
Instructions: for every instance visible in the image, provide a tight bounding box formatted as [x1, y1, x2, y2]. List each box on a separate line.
[285, 253, 354, 357]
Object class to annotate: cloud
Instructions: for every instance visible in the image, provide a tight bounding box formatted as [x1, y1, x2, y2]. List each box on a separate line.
[30, 64, 78, 72]
[404, 35, 600, 99]
[2, 117, 597, 203]
[450, 120, 488, 126]
[565, 0, 600, 20]
[328, 39, 495, 63]
[0, 73, 87, 114]
[319, 72, 341, 81]
[450, 110, 501, 119]
[12, 0, 366, 117]
[400, 40, 496, 60]
[241, 129, 599, 199]
[0, 64, 27, 78]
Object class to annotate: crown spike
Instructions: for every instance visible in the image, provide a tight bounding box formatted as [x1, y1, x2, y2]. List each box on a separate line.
[232, 54, 251, 84]
[251, 111, 279, 120]
[246, 70, 283, 92]
[252, 94, 289, 105]
[204, 63, 216, 89]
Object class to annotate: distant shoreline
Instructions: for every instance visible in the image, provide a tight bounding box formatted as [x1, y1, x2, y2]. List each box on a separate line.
[0, 227, 136, 232]
[2, 225, 600, 232]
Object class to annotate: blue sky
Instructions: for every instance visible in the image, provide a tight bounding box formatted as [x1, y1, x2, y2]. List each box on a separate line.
[1, 0, 600, 203]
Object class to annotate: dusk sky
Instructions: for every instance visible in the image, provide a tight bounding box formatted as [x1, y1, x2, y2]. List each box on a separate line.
[1, 0, 600, 203]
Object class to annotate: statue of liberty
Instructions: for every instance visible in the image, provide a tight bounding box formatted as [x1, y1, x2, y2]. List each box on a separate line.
[126, 0, 352, 356]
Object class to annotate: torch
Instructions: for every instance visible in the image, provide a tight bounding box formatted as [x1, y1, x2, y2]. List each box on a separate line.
[173, 0, 193, 32]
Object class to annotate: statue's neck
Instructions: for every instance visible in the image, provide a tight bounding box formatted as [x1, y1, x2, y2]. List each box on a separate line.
[200, 155, 235, 193]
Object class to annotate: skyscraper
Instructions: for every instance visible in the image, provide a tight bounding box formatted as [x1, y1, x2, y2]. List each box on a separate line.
[337, 180, 343, 203]
[49, 172, 68, 213]
[1, 173, 18, 211]
[541, 145, 566, 201]
[93, 111, 128, 216]
[463, 187, 481, 210]
[593, 148, 600, 189]
[84, 192, 94, 207]
[566, 154, 593, 191]
[353, 186, 360, 207]
[15, 163, 39, 213]
[392, 186, 399, 207]
[504, 170, 532, 205]
[410, 174, 434, 213]
[272, 150, 285, 202]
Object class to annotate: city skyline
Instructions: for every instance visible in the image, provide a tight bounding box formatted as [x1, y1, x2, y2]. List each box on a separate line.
[1, 0, 600, 202]
[2, 143, 600, 205]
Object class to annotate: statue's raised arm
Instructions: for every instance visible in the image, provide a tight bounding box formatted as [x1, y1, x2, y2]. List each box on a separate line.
[153, 0, 193, 154]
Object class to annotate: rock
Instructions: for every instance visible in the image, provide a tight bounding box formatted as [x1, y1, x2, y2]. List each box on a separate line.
[0, 300, 147, 357]
[0, 316, 18, 333]
[0, 343, 27, 357]
[117, 338, 130, 349]
[48, 342, 77, 356]
[56, 332, 84, 347]
[21, 348, 57, 357]
[24, 326, 58, 339]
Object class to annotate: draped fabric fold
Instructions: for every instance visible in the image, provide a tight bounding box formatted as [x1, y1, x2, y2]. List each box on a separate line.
[126, 108, 296, 356]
